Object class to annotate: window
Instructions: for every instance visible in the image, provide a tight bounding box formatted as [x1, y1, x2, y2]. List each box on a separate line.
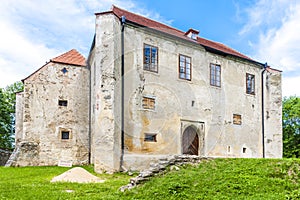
[179, 54, 191, 80]
[142, 96, 155, 110]
[144, 44, 158, 72]
[144, 133, 157, 142]
[210, 63, 221, 87]
[61, 131, 70, 140]
[227, 146, 231, 153]
[61, 67, 68, 74]
[58, 100, 68, 107]
[246, 73, 255, 94]
[233, 114, 242, 125]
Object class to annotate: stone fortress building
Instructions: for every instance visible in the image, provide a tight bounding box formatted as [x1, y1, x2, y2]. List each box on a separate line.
[9, 6, 282, 173]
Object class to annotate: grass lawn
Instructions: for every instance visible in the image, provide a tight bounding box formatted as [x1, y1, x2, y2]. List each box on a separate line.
[1, 158, 300, 199]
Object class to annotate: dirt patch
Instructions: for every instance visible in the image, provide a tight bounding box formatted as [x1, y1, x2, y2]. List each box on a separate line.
[51, 167, 105, 183]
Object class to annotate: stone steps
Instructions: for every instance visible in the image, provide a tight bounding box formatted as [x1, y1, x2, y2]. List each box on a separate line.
[119, 155, 212, 192]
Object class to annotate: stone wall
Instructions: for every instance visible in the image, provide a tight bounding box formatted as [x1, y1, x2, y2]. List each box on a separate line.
[264, 68, 283, 158]
[91, 13, 122, 173]
[5, 141, 39, 166]
[14, 61, 89, 166]
[0, 149, 12, 166]
[91, 13, 283, 171]
[121, 22, 268, 162]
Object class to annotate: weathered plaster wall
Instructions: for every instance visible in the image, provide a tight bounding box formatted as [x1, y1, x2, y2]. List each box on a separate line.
[15, 92, 24, 144]
[14, 62, 89, 166]
[91, 13, 282, 171]
[264, 68, 283, 158]
[117, 23, 282, 169]
[91, 13, 122, 173]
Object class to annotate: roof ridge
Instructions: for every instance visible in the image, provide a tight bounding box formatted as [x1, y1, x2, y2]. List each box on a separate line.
[102, 5, 255, 63]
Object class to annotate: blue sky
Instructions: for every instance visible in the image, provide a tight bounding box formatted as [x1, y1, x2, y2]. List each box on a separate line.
[0, 0, 299, 97]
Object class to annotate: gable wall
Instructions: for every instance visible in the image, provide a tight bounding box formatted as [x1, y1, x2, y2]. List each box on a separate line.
[15, 62, 89, 166]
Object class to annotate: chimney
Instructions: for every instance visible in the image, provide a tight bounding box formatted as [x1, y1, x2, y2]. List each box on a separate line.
[184, 28, 199, 40]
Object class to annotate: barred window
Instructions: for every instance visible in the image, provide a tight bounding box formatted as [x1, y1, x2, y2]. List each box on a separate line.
[142, 96, 155, 110]
[233, 114, 242, 125]
[210, 63, 221, 87]
[144, 44, 158, 73]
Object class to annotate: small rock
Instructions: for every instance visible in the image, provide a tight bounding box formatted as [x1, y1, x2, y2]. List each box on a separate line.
[128, 171, 134, 176]
[170, 165, 180, 171]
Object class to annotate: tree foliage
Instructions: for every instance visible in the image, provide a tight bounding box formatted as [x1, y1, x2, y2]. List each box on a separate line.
[0, 82, 23, 150]
[283, 96, 300, 158]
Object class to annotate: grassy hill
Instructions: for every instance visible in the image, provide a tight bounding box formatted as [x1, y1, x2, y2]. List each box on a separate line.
[1, 158, 300, 199]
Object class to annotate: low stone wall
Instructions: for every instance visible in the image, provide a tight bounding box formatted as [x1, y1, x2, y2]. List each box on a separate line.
[5, 141, 39, 167]
[120, 155, 213, 191]
[0, 149, 12, 166]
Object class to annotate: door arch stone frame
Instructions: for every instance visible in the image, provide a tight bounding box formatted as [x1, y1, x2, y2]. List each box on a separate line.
[180, 119, 205, 156]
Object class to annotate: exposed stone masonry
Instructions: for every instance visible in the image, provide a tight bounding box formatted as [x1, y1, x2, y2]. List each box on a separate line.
[5, 141, 39, 167]
[0, 149, 12, 166]
[120, 155, 213, 192]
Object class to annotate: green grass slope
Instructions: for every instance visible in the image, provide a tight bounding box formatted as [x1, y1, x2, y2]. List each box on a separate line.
[1, 159, 300, 199]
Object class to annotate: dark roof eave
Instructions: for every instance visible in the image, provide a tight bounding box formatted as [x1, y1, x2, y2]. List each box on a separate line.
[50, 60, 86, 67]
[22, 62, 50, 83]
[97, 7, 282, 72]
[124, 20, 261, 66]
[202, 45, 265, 67]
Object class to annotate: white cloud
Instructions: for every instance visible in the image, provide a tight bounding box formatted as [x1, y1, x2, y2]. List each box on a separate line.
[282, 75, 300, 97]
[0, 0, 171, 88]
[240, 0, 300, 97]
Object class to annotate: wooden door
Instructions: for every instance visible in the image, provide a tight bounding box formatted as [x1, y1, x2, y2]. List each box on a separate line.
[182, 126, 199, 155]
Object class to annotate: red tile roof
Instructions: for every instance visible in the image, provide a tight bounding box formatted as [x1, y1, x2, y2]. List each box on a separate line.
[98, 6, 254, 62]
[51, 49, 86, 66]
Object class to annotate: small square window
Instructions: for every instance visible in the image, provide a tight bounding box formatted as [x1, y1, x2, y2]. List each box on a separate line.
[243, 147, 247, 153]
[144, 133, 157, 142]
[233, 114, 242, 125]
[58, 100, 68, 107]
[61, 67, 68, 74]
[61, 131, 70, 140]
[142, 96, 155, 110]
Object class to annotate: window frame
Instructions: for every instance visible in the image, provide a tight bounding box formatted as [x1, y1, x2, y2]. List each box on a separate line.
[178, 54, 192, 81]
[233, 114, 242, 125]
[210, 63, 221, 87]
[58, 100, 68, 107]
[144, 133, 157, 142]
[143, 44, 158, 73]
[61, 130, 70, 140]
[246, 73, 255, 95]
[142, 96, 156, 110]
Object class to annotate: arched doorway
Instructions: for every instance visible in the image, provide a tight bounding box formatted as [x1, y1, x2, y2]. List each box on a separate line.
[182, 126, 199, 155]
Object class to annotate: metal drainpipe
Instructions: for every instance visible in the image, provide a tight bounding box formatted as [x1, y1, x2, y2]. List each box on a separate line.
[88, 62, 92, 164]
[261, 62, 267, 158]
[120, 16, 126, 171]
